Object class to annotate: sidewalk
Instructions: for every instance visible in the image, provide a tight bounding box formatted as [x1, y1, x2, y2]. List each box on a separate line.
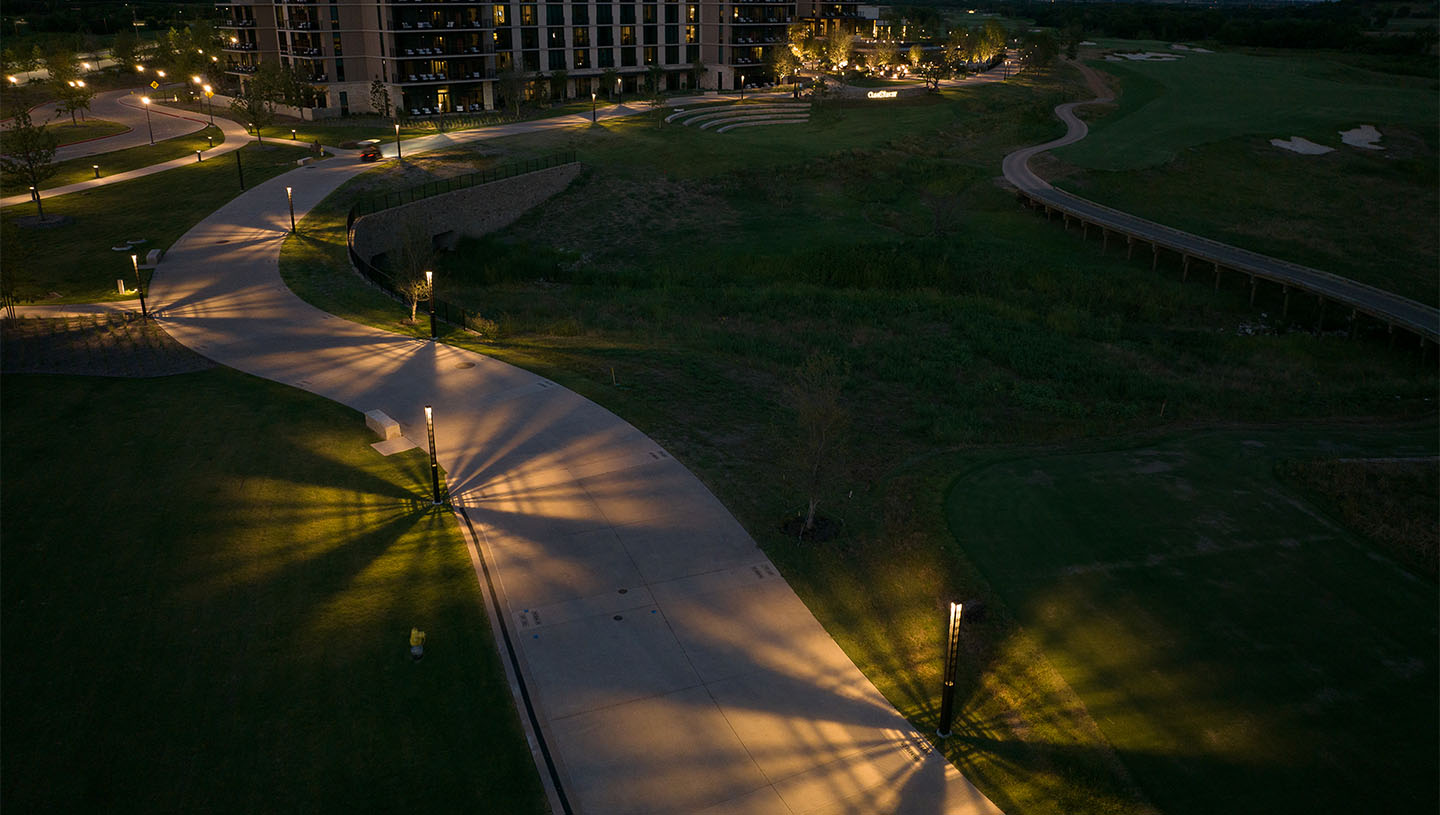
[139, 98, 1006, 814]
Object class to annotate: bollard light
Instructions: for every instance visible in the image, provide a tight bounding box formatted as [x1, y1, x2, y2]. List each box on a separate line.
[424, 405, 441, 504]
[93, 164, 100, 178]
[291, 128, 296, 140]
[394, 122, 401, 159]
[937, 601, 963, 737]
[591, 90, 597, 123]
[131, 253, 149, 319]
[197, 149, 203, 162]
[286, 186, 295, 232]
[426, 270, 436, 340]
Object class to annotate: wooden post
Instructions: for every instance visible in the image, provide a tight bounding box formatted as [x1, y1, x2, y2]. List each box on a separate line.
[1314, 295, 1325, 332]
[1249, 275, 1257, 306]
[1102, 229, 1109, 253]
[1282, 285, 1290, 318]
[1214, 262, 1221, 291]
[1151, 244, 1159, 271]
[1348, 309, 1358, 340]
[1083, 222, 1089, 240]
[1182, 255, 1190, 283]
[1127, 236, 1134, 260]
[1388, 324, 1396, 349]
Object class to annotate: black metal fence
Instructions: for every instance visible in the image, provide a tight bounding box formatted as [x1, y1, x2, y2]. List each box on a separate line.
[351, 150, 577, 217]
[344, 152, 578, 336]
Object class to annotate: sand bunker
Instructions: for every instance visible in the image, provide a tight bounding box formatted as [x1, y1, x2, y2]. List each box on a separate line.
[1079, 40, 1097, 46]
[1339, 124, 1384, 150]
[1170, 44, 1213, 53]
[1118, 51, 1182, 61]
[1270, 136, 1334, 155]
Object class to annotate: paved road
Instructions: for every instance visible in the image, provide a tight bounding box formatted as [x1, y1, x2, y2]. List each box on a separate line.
[29, 88, 211, 161]
[1003, 60, 1439, 343]
[143, 106, 1004, 813]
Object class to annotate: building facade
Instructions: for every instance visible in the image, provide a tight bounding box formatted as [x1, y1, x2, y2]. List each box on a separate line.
[219, 0, 859, 118]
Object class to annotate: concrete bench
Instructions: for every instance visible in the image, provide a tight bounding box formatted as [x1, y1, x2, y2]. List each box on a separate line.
[138, 248, 163, 269]
[365, 409, 401, 440]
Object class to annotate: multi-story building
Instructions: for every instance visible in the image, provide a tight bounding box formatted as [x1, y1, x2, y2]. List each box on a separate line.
[217, 0, 858, 117]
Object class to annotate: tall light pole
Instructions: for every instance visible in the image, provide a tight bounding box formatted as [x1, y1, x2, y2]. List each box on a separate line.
[140, 96, 154, 144]
[286, 186, 296, 232]
[424, 405, 442, 505]
[937, 601, 963, 738]
[130, 253, 148, 319]
[425, 270, 436, 340]
[394, 122, 402, 159]
[202, 83, 214, 125]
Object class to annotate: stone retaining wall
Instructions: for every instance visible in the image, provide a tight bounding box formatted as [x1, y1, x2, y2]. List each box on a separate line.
[351, 162, 581, 263]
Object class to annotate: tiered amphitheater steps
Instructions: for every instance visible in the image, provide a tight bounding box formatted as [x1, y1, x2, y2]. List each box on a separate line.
[665, 102, 811, 132]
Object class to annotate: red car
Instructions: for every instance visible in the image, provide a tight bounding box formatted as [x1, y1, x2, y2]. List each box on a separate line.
[359, 140, 383, 162]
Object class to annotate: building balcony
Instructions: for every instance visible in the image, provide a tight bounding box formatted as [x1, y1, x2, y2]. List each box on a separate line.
[397, 70, 493, 83]
[399, 44, 490, 57]
[223, 41, 259, 51]
[219, 19, 257, 28]
[279, 20, 317, 30]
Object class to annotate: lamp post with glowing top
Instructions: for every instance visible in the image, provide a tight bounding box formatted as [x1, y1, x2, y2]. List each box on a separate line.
[936, 601, 962, 737]
[286, 186, 295, 232]
[140, 96, 154, 144]
[394, 123, 402, 159]
[131, 254, 148, 319]
[424, 405, 442, 505]
[426, 270, 436, 340]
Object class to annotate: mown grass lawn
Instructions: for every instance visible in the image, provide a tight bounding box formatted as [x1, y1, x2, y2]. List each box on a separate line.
[1, 141, 310, 303]
[1055, 45, 1438, 170]
[946, 425, 1438, 815]
[0, 368, 547, 814]
[48, 117, 130, 145]
[1042, 44, 1438, 306]
[277, 60, 1438, 814]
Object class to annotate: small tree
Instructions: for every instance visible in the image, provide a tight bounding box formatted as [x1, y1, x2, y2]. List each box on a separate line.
[770, 48, 801, 96]
[825, 29, 854, 70]
[369, 78, 392, 119]
[645, 65, 665, 104]
[1020, 30, 1059, 68]
[0, 111, 59, 218]
[908, 44, 925, 68]
[917, 57, 948, 90]
[55, 78, 95, 124]
[689, 57, 706, 90]
[549, 68, 569, 100]
[601, 66, 621, 100]
[229, 67, 278, 142]
[872, 39, 899, 72]
[43, 48, 78, 85]
[498, 67, 527, 116]
[395, 217, 434, 324]
[112, 29, 141, 69]
[786, 353, 848, 538]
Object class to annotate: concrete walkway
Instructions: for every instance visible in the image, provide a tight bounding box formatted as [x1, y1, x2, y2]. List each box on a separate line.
[144, 103, 1004, 813]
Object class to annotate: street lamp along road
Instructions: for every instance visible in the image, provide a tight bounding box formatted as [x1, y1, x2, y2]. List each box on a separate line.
[140, 96, 155, 145]
[394, 123, 402, 159]
[286, 186, 296, 233]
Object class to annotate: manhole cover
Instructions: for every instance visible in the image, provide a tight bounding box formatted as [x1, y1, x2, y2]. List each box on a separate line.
[613, 615, 624, 621]
[455, 362, 475, 369]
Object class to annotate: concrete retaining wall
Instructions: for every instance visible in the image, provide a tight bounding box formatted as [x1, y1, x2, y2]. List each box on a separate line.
[351, 162, 581, 262]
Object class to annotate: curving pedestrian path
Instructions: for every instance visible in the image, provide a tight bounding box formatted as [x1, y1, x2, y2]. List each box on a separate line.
[1003, 59, 1440, 343]
[0, 101, 249, 209]
[146, 108, 1003, 813]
